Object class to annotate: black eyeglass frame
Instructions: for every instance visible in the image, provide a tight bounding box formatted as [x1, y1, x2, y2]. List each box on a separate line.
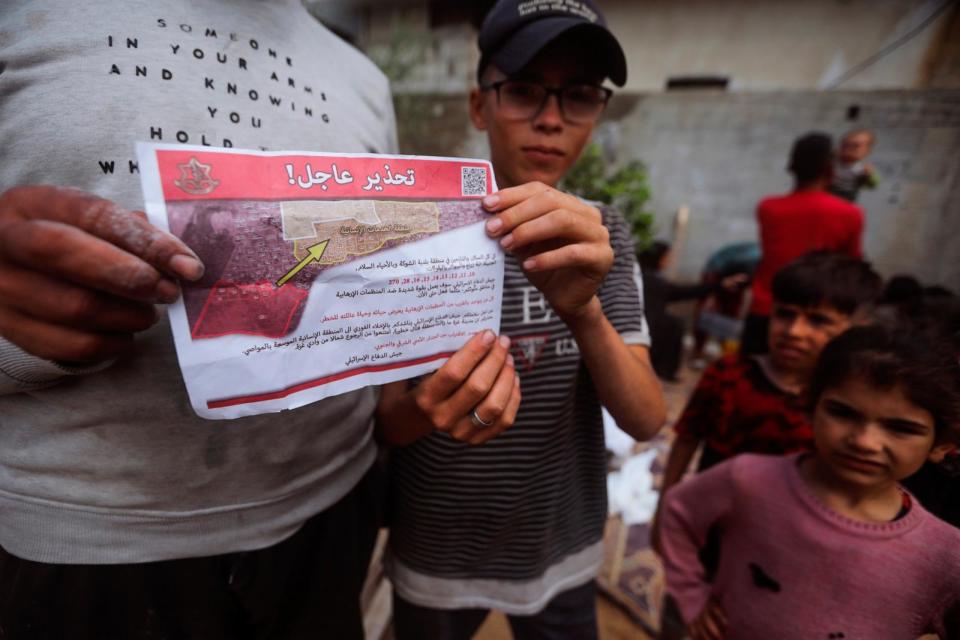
[479, 80, 613, 124]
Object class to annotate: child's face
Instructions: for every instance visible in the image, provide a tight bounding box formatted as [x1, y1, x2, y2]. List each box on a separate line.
[470, 44, 598, 189]
[768, 302, 852, 375]
[813, 378, 938, 491]
[839, 132, 873, 164]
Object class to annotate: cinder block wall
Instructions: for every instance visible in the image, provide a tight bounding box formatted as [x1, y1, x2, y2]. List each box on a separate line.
[395, 89, 960, 288]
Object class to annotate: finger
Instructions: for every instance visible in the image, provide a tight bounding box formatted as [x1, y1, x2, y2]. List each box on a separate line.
[467, 367, 521, 445]
[0, 261, 158, 332]
[2, 186, 204, 281]
[498, 208, 608, 254]
[0, 220, 183, 303]
[448, 348, 515, 444]
[465, 354, 517, 444]
[519, 241, 613, 276]
[709, 601, 727, 628]
[448, 415, 480, 442]
[702, 606, 725, 639]
[689, 621, 706, 640]
[444, 334, 511, 415]
[481, 182, 548, 213]
[418, 330, 498, 402]
[484, 184, 597, 237]
[0, 305, 135, 363]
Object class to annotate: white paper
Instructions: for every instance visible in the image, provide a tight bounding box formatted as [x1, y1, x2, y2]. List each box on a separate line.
[138, 143, 503, 419]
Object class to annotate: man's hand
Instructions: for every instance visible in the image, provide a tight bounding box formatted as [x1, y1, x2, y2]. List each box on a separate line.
[377, 330, 521, 446]
[483, 183, 613, 324]
[688, 598, 727, 640]
[0, 186, 205, 363]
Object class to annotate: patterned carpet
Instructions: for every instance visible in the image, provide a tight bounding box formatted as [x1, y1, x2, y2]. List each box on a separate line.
[598, 368, 701, 637]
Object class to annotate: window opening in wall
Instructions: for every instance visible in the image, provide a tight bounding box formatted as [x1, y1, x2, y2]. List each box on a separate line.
[665, 75, 730, 91]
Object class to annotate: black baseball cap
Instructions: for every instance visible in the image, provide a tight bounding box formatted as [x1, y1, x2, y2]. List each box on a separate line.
[478, 0, 627, 86]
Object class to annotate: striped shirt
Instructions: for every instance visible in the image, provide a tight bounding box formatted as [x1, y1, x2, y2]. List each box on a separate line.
[386, 205, 649, 614]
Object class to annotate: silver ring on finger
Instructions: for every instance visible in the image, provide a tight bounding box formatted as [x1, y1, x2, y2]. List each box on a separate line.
[470, 408, 495, 429]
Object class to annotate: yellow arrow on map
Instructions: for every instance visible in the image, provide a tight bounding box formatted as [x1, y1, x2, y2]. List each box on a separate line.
[276, 240, 329, 287]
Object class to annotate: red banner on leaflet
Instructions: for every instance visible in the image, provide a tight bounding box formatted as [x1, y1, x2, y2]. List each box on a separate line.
[155, 150, 494, 202]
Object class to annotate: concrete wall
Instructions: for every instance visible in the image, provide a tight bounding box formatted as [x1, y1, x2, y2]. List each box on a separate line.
[603, 0, 957, 91]
[395, 89, 960, 289]
[345, 0, 958, 93]
[314, 0, 960, 289]
[611, 89, 960, 287]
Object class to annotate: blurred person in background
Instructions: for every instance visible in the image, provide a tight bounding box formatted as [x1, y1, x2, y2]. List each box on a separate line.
[689, 241, 760, 369]
[638, 241, 748, 382]
[741, 132, 864, 356]
[829, 128, 879, 203]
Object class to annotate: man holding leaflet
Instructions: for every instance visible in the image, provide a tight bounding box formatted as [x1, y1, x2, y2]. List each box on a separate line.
[0, 1, 515, 637]
[377, 1, 666, 637]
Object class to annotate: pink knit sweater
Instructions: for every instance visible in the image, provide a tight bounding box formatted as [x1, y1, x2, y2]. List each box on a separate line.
[660, 453, 960, 638]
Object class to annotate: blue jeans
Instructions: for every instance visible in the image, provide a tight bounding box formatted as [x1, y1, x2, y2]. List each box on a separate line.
[392, 579, 599, 640]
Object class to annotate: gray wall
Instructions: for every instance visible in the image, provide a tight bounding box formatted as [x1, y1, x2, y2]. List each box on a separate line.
[609, 89, 960, 286]
[396, 89, 960, 288]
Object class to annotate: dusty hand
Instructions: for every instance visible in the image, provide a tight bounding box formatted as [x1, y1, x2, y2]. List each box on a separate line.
[483, 183, 613, 324]
[688, 598, 727, 640]
[406, 330, 521, 445]
[0, 186, 204, 362]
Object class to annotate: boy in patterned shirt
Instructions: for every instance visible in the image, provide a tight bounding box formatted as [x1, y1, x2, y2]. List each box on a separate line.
[652, 252, 881, 638]
[652, 252, 881, 553]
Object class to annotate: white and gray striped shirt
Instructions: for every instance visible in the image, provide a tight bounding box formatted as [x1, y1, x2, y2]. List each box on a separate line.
[386, 205, 650, 614]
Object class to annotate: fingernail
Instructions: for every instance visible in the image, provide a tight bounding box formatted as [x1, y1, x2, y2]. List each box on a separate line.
[169, 254, 205, 281]
[522, 257, 536, 270]
[499, 335, 511, 349]
[500, 233, 513, 249]
[155, 278, 181, 303]
[507, 354, 515, 367]
[483, 194, 500, 209]
[486, 217, 502, 234]
[481, 330, 495, 345]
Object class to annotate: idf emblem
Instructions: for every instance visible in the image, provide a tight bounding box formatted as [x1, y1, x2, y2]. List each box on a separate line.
[175, 157, 220, 195]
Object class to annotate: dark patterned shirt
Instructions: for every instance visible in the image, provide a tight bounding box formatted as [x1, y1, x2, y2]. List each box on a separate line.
[675, 355, 812, 471]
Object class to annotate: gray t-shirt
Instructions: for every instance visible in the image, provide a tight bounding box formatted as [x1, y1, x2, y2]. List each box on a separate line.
[0, 0, 397, 563]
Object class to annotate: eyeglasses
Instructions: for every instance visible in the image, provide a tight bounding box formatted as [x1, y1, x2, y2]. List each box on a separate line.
[480, 80, 612, 124]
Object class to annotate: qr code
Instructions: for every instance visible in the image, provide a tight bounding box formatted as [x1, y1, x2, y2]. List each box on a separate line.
[461, 166, 488, 196]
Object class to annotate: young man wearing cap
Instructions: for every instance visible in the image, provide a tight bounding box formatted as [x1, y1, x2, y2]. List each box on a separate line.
[376, 1, 665, 637]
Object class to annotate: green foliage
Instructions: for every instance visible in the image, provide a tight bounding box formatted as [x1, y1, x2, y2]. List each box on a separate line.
[366, 23, 426, 84]
[560, 143, 656, 250]
[365, 25, 436, 153]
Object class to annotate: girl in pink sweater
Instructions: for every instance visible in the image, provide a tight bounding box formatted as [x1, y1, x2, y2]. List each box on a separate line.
[660, 323, 960, 639]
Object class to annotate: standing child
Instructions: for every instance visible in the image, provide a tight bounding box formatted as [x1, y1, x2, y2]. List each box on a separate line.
[653, 252, 882, 548]
[660, 323, 960, 639]
[829, 128, 879, 203]
[652, 252, 881, 638]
